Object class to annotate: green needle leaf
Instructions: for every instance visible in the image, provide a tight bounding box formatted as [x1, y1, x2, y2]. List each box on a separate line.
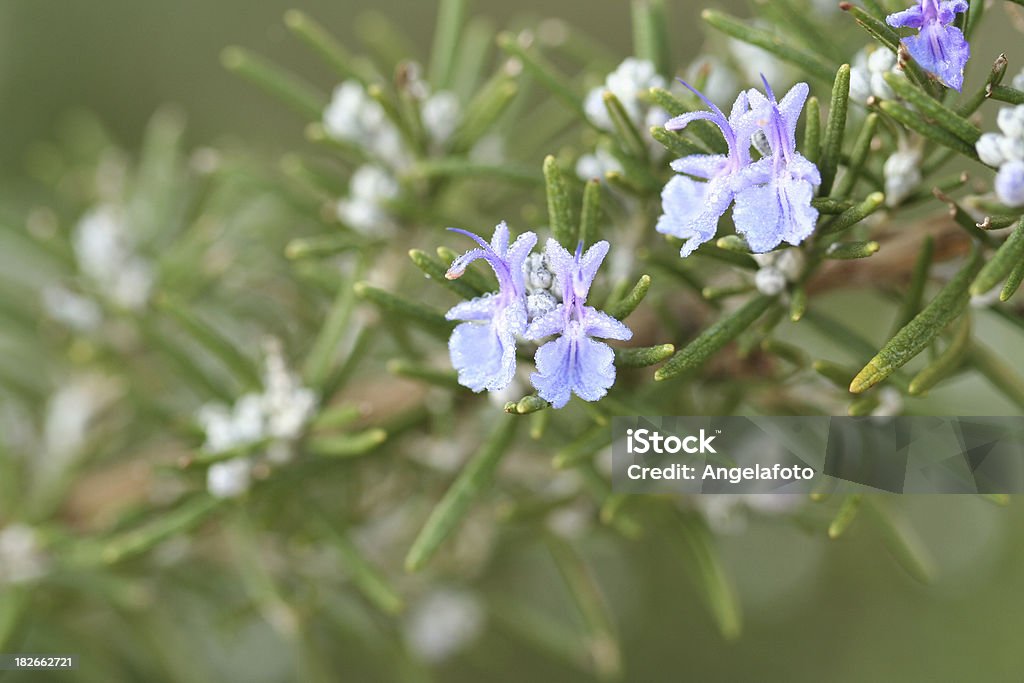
[956, 53, 1008, 117]
[604, 274, 651, 320]
[803, 95, 821, 163]
[387, 359, 461, 389]
[307, 428, 388, 458]
[864, 498, 935, 584]
[1000, 260, 1024, 302]
[437, 246, 496, 293]
[314, 511, 404, 615]
[614, 344, 675, 368]
[631, 0, 672, 77]
[156, 296, 262, 389]
[354, 282, 454, 336]
[504, 394, 549, 415]
[409, 249, 480, 299]
[789, 285, 808, 322]
[221, 46, 326, 119]
[655, 295, 777, 381]
[968, 342, 1024, 412]
[813, 359, 857, 388]
[545, 535, 622, 680]
[646, 87, 726, 154]
[909, 314, 972, 395]
[820, 64, 850, 196]
[850, 248, 982, 393]
[701, 10, 835, 81]
[810, 197, 854, 214]
[877, 100, 978, 159]
[893, 236, 934, 332]
[603, 91, 648, 158]
[970, 218, 1024, 296]
[828, 494, 863, 539]
[497, 32, 586, 121]
[671, 510, 742, 640]
[405, 418, 518, 571]
[882, 72, 981, 144]
[552, 426, 613, 470]
[819, 191, 885, 236]
[84, 495, 223, 566]
[304, 276, 360, 389]
[650, 125, 707, 157]
[988, 85, 1024, 106]
[578, 179, 602, 248]
[286, 233, 371, 260]
[451, 77, 519, 152]
[825, 240, 880, 259]
[429, 0, 466, 89]
[284, 10, 375, 83]
[832, 112, 878, 199]
[544, 155, 576, 247]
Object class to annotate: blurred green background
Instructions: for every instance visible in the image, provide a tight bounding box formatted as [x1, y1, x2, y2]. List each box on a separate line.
[0, 0, 650, 173]
[2, 1, 1024, 681]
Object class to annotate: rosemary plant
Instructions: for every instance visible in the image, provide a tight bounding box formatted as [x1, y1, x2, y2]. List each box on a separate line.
[2, 0, 1024, 680]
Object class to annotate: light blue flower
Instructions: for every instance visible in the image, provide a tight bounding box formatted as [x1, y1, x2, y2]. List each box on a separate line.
[731, 80, 821, 253]
[656, 81, 759, 256]
[445, 222, 536, 392]
[525, 239, 632, 409]
[886, 0, 970, 91]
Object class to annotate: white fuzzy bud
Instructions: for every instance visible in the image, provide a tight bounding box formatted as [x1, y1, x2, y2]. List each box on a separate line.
[752, 130, 772, 157]
[575, 147, 623, 182]
[976, 132, 1007, 167]
[996, 105, 1024, 139]
[998, 134, 1024, 163]
[883, 148, 923, 207]
[422, 91, 461, 145]
[848, 66, 872, 104]
[0, 524, 47, 585]
[404, 589, 485, 663]
[207, 458, 252, 499]
[774, 249, 806, 282]
[526, 291, 559, 321]
[583, 57, 665, 131]
[755, 267, 787, 296]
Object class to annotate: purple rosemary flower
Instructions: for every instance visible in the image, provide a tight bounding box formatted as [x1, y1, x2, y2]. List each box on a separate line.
[445, 222, 536, 392]
[656, 82, 759, 257]
[731, 79, 822, 253]
[525, 239, 632, 409]
[886, 0, 970, 91]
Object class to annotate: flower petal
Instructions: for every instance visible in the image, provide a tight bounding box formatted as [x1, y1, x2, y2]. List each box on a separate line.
[571, 336, 617, 403]
[732, 183, 782, 253]
[582, 307, 633, 341]
[524, 304, 566, 340]
[530, 324, 618, 408]
[886, 5, 924, 29]
[733, 174, 818, 253]
[904, 21, 969, 91]
[446, 294, 499, 322]
[576, 241, 610, 298]
[670, 154, 728, 179]
[490, 220, 510, 255]
[448, 320, 516, 392]
[656, 174, 730, 256]
[531, 334, 574, 408]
